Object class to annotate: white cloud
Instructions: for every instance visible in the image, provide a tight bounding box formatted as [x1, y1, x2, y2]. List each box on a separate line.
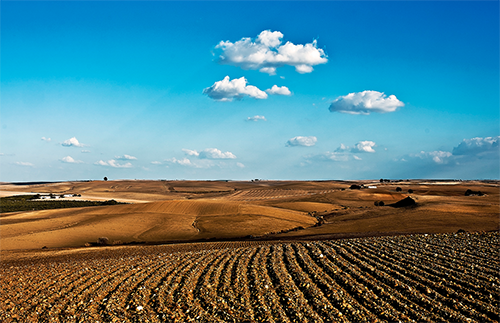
[408, 136, 499, 166]
[199, 148, 236, 159]
[81, 150, 91, 153]
[246, 115, 267, 122]
[183, 148, 236, 159]
[266, 85, 291, 96]
[329, 90, 404, 115]
[15, 161, 34, 167]
[41, 137, 51, 142]
[429, 151, 453, 164]
[203, 76, 267, 101]
[311, 152, 350, 162]
[237, 162, 245, 168]
[62, 137, 86, 147]
[60, 156, 83, 164]
[167, 157, 195, 167]
[215, 30, 328, 74]
[337, 141, 377, 153]
[116, 154, 137, 160]
[151, 161, 162, 165]
[182, 149, 200, 157]
[452, 136, 500, 156]
[287, 136, 317, 147]
[95, 159, 132, 168]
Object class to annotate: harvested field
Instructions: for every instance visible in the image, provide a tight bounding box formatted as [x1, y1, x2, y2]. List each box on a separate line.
[223, 189, 335, 201]
[0, 200, 315, 250]
[1, 232, 498, 322]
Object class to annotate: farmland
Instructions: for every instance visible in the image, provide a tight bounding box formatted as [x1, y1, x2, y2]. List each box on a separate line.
[1, 232, 498, 322]
[0, 179, 498, 322]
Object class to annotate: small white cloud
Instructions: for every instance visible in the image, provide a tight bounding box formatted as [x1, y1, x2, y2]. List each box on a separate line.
[266, 85, 291, 96]
[203, 76, 268, 101]
[61, 156, 83, 164]
[329, 90, 404, 115]
[216, 30, 328, 74]
[116, 154, 137, 160]
[151, 161, 162, 165]
[236, 162, 245, 168]
[452, 136, 500, 156]
[95, 159, 132, 168]
[62, 137, 86, 147]
[15, 161, 34, 167]
[316, 152, 350, 162]
[336, 141, 377, 153]
[430, 151, 453, 164]
[353, 155, 362, 160]
[287, 136, 317, 147]
[182, 149, 200, 157]
[167, 157, 194, 167]
[199, 148, 236, 159]
[41, 137, 51, 142]
[246, 115, 267, 122]
[181, 148, 236, 161]
[412, 151, 453, 164]
[81, 150, 91, 153]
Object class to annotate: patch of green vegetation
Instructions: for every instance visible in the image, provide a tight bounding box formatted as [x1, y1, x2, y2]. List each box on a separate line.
[0, 195, 125, 214]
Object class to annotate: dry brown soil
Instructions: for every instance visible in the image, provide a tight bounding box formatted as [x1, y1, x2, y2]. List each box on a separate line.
[0, 179, 498, 251]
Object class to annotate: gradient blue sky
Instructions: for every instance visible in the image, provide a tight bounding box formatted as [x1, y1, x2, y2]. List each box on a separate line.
[1, 1, 499, 181]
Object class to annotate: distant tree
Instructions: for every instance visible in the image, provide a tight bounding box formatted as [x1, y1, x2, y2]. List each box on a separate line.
[380, 179, 384, 183]
[408, 189, 414, 193]
[396, 187, 402, 192]
[350, 184, 362, 190]
[104, 177, 108, 181]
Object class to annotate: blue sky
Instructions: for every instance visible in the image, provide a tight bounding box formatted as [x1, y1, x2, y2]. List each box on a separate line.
[1, 1, 499, 181]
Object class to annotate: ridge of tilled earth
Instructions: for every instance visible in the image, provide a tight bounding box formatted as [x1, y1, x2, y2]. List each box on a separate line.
[1, 232, 499, 322]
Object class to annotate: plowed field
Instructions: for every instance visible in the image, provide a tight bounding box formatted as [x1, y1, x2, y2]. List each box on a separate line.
[1, 232, 498, 322]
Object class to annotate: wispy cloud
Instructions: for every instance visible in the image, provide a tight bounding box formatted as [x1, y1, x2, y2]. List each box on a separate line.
[60, 156, 83, 164]
[246, 115, 267, 122]
[329, 90, 404, 115]
[167, 157, 195, 167]
[203, 76, 267, 101]
[412, 151, 453, 164]
[183, 148, 237, 159]
[287, 136, 317, 147]
[15, 161, 34, 167]
[308, 152, 351, 162]
[151, 161, 162, 165]
[62, 137, 86, 147]
[41, 137, 51, 142]
[116, 154, 137, 160]
[215, 30, 328, 74]
[95, 159, 132, 168]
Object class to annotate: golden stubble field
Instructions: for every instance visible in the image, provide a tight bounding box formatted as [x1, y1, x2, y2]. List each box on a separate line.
[1, 179, 498, 250]
[0, 179, 499, 322]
